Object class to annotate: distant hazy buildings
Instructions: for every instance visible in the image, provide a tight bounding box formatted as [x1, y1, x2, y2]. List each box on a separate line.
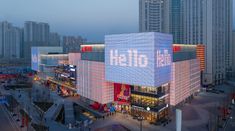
[24, 21, 50, 61]
[5, 27, 23, 59]
[140, 0, 233, 85]
[139, 0, 170, 33]
[49, 32, 61, 46]
[63, 36, 86, 53]
[233, 31, 235, 78]
[0, 20, 87, 65]
[0, 21, 23, 59]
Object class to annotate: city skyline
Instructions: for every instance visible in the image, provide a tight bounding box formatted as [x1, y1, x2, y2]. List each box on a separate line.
[0, 0, 138, 42]
[0, 1, 235, 131]
[0, 0, 235, 42]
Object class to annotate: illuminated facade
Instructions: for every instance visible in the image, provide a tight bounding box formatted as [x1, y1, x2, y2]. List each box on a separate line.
[31, 32, 204, 124]
[170, 59, 200, 106]
[75, 44, 114, 105]
[78, 60, 114, 104]
[105, 32, 173, 123]
[170, 44, 204, 106]
[31, 46, 63, 72]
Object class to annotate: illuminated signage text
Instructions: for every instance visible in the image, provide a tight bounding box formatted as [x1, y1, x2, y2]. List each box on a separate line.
[110, 49, 148, 67]
[156, 49, 171, 67]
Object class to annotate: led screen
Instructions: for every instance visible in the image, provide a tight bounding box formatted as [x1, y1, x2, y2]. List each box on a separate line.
[31, 47, 39, 71]
[105, 32, 173, 87]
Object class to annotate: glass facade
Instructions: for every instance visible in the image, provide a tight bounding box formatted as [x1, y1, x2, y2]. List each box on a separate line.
[54, 64, 77, 89]
[130, 84, 170, 123]
[172, 44, 197, 62]
[81, 52, 104, 62]
[131, 106, 168, 123]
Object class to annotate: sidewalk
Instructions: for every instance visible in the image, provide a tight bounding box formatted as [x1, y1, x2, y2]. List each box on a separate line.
[89, 87, 230, 131]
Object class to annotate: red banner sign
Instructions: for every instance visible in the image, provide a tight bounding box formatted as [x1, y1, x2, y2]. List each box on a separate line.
[172, 45, 181, 53]
[81, 46, 93, 52]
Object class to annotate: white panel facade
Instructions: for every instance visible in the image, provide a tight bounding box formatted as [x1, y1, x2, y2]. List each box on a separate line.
[170, 59, 200, 106]
[77, 60, 114, 104]
[68, 53, 81, 65]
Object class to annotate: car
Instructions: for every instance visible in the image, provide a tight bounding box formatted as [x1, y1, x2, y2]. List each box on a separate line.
[210, 89, 220, 94]
[206, 88, 220, 94]
[217, 89, 225, 93]
[206, 88, 213, 92]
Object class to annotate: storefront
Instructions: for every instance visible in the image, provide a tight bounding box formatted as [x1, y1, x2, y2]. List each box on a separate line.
[46, 78, 77, 96]
[130, 84, 170, 123]
[131, 105, 169, 123]
[130, 95, 169, 122]
[113, 83, 131, 113]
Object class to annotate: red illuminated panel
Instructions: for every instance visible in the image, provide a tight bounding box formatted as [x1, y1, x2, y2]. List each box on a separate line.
[114, 83, 130, 104]
[81, 46, 93, 52]
[172, 45, 181, 53]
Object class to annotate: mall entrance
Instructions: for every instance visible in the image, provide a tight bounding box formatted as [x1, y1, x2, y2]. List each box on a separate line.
[114, 103, 131, 113]
[131, 107, 169, 123]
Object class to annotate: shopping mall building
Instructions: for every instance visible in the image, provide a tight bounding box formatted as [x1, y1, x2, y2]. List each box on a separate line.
[31, 32, 205, 124]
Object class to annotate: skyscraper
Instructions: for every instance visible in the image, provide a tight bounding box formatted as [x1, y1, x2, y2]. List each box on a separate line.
[49, 32, 61, 46]
[62, 36, 86, 53]
[5, 27, 23, 59]
[140, 0, 233, 85]
[0, 21, 11, 58]
[232, 31, 235, 77]
[0, 21, 23, 59]
[169, 0, 183, 44]
[24, 21, 50, 61]
[139, 0, 170, 33]
[179, 0, 233, 85]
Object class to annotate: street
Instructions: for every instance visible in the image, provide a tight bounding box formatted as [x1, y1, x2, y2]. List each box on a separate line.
[0, 104, 20, 131]
[225, 104, 235, 131]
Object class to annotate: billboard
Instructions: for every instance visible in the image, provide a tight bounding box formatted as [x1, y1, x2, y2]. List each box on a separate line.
[31, 47, 63, 72]
[31, 47, 39, 71]
[105, 32, 172, 87]
[114, 83, 130, 104]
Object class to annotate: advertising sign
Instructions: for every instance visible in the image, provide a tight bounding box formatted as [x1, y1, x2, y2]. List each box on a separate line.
[31, 47, 39, 71]
[114, 83, 130, 103]
[31, 47, 63, 72]
[105, 32, 172, 87]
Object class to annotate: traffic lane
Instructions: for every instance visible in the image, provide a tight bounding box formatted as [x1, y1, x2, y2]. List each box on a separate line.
[225, 107, 235, 131]
[0, 105, 20, 131]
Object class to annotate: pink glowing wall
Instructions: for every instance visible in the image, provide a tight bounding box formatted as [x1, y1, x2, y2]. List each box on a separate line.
[77, 60, 114, 104]
[170, 59, 201, 106]
[68, 53, 81, 65]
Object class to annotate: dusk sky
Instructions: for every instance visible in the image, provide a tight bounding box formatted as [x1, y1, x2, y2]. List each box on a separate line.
[0, 0, 234, 42]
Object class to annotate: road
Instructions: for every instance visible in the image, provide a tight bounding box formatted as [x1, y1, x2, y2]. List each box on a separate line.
[225, 105, 235, 131]
[0, 104, 20, 131]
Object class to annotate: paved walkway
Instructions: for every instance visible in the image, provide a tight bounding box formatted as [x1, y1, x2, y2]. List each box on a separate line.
[3, 80, 234, 131]
[90, 85, 233, 131]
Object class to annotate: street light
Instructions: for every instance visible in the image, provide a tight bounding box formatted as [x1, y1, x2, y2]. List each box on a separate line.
[147, 107, 150, 111]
